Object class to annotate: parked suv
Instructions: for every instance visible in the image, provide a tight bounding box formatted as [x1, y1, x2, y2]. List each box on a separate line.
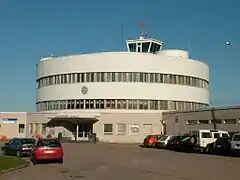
[189, 129, 230, 153]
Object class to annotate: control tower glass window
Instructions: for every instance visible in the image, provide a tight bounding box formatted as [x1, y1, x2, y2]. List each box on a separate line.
[142, 42, 150, 52]
[150, 43, 161, 53]
[129, 43, 136, 52]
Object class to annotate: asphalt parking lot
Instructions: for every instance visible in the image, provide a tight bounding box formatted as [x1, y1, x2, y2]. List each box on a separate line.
[1, 142, 240, 180]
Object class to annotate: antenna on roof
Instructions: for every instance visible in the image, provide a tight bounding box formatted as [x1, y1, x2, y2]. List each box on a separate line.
[139, 22, 147, 38]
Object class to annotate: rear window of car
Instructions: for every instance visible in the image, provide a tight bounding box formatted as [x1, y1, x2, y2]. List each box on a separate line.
[160, 136, 168, 141]
[145, 135, 150, 139]
[37, 139, 61, 147]
[233, 135, 240, 141]
[222, 133, 229, 138]
[21, 139, 35, 144]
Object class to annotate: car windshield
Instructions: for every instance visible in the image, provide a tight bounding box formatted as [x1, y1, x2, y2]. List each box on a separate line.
[21, 139, 35, 144]
[37, 139, 61, 147]
[160, 136, 168, 141]
[233, 135, 240, 141]
[222, 133, 229, 138]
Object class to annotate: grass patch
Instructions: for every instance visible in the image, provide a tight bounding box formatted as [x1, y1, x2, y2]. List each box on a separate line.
[0, 156, 25, 172]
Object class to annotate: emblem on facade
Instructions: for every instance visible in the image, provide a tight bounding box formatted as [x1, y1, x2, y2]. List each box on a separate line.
[81, 86, 88, 95]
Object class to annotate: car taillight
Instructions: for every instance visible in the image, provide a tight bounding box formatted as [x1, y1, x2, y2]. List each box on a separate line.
[22, 145, 32, 150]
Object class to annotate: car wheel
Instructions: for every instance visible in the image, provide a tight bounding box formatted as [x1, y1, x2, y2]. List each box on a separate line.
[16, 151, 22, 158]
[1, 148, 6, 155]
[32, 158, 38, 165]
[200, 147, 205, 154]
[205, 145, 211, 154]
[152, 143, 157, 148]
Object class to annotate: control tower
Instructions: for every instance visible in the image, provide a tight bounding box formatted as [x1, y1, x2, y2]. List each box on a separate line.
[126, 24, 163, 53]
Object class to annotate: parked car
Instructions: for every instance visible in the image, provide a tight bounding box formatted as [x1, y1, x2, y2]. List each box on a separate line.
[177, 136, 197, 153]
[143, 134, 162, 148]
[189, 129, 230, 153]
[230, 133, 240, 156]
[206, 137, 231, 156]
[156, 135, 173, 149]
[166, 135, 189, 151]
[30, 138, 64, 164]
[1, 138, 35, 157]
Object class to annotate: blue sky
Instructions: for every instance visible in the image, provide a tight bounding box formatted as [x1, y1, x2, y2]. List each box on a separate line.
[0, 0, 239, 112]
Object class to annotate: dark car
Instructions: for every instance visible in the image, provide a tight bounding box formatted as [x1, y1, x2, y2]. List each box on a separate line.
[1, 138, 36, 157]
[143, 135, 162, 148]
[166, 135, 189, 151]
[177, 136, 197, 153]
[30, 138, 64, 164]
[206, 137, 231, 156]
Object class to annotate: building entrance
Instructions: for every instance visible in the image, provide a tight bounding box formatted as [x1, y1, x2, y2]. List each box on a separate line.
[77, 123, 93, 141]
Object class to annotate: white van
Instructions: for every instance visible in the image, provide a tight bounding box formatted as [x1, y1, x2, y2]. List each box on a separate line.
[189, 129, 230, 153]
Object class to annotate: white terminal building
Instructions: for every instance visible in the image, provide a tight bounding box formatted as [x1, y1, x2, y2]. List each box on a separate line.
[0, 34, 210, 143]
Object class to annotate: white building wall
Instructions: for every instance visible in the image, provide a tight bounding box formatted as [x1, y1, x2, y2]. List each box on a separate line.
[37, 83, 209, 104]
[38, 52, 209, 80]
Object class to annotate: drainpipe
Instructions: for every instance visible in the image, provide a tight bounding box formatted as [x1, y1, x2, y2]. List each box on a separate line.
[211, 108, 217, 130]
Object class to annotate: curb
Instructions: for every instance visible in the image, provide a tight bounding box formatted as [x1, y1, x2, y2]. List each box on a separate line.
[0, 159, 29, 175]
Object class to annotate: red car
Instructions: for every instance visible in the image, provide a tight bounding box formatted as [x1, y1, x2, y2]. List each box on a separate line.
[30, 138, 64, 164]
[143, 134, 162, 148]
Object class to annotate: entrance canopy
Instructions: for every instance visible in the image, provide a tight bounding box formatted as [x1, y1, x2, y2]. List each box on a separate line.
[47, 113, 100, 126]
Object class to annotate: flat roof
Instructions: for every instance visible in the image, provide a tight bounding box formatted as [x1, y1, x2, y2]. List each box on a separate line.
[163, 105, 240, 115]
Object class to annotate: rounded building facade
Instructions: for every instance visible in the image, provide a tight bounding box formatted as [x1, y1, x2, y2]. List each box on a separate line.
[36, 36, 210, 143]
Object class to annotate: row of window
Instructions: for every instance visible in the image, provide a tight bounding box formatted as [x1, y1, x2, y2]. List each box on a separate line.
[37, 72, 209, 89]
[186, 119, 240, 125]
[29, 122, 154, 137]
[103, 123, 153, 135]
[36, 99, 208, 111]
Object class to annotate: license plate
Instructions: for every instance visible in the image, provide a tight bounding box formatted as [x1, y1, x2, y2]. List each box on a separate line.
[45, 150, 53, 153]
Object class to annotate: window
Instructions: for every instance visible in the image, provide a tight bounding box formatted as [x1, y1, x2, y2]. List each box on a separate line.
[104, 124, 113, 135]
[143, 124, 152, 134]
[129, 124, 139, 135]
[199, 120, 209, 124]
[186, 120, 197, 125]
[37, 139, 61, 147]
[222, 133, 229, 138]
[233, 135, 240, 141]
[211, 119, 222, 124]
[116, 124, 126, 134]
[224, 119, 236, 124]
[19, 124, 25, 133]
[37, 72, 209, 90]
[37, 99, 207, 111]
[201, 132, 211, 138]
[213, 133, 220, 139]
